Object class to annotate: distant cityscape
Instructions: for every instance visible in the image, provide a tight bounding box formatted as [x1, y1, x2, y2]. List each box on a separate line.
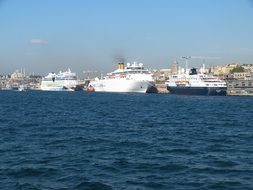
[1, 61, 253, 95]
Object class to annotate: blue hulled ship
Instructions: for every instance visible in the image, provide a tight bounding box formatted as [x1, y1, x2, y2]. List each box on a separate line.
[165, 68, 227, 96]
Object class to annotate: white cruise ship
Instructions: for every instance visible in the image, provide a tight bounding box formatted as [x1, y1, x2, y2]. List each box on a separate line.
[165, 68, 227, 96]
[41, 69, 78, 91]
[88, 62, 156, 93]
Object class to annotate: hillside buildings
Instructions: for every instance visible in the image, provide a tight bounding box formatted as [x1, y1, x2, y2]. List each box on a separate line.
[0, 69, 41, 90]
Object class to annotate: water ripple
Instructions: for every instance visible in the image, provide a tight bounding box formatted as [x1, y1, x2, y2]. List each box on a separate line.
[0, 91, 252, 189]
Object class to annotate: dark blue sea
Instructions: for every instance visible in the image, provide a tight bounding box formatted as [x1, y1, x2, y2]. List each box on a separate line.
[0, 91, 253, 190]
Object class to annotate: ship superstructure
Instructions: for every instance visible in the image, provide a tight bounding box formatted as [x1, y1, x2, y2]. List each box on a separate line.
[41, 69, 77, 91]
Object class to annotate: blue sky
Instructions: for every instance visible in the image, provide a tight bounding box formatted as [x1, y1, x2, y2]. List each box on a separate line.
[0, 0, 253, 76]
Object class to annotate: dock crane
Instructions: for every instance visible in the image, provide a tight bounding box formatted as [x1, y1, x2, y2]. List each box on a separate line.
[181, 56, 221, 74]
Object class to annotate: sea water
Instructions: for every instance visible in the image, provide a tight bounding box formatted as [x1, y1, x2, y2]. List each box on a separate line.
[0, 91, 252, 189]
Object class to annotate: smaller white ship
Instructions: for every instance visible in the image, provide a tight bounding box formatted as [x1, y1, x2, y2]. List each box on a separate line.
[41, 69, 78, 91]
[88, 62, 156, 93]
[165, 68, 227, 96]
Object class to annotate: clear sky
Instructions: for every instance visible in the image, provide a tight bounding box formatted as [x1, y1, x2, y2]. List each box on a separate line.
[0, 0, 253, 76]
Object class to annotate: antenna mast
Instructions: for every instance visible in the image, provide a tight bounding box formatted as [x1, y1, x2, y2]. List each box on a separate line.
[181, 56, 191, 74]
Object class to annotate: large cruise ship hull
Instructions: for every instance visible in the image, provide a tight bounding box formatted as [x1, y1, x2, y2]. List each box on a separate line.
[90, 79, 155, 93]
[167, 86, 227, 96]
[40, 81, 77, 91]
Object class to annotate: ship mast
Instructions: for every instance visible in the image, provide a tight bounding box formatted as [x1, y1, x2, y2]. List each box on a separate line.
[181, 56, 191, 74]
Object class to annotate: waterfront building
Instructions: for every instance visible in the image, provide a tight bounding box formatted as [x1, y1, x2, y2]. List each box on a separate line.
[152, 69, 171, 82]
[152, 60, 180, 82]
[170, 60, 179, 75]
[226, 79, 253, 95]
[233, 72, 251, 80]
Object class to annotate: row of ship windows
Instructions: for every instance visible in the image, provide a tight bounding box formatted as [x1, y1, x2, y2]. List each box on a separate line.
[206, 84, 224, 86]
[121, 71, 149, 74]
[43, 78, 76, 81]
